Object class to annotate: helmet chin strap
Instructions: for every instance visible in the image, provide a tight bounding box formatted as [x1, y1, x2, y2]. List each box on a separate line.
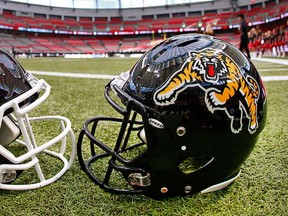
[0, 116, 20, 184]
[0, 116, 20, 146]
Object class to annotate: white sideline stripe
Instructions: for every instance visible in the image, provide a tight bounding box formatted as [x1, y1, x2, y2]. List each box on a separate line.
[28, 70, 288, 82]
[29, 70, 117, 79]
[252, 57, 288, 65]
[262, 76, 288, 81]
[259, 68, 288, 71]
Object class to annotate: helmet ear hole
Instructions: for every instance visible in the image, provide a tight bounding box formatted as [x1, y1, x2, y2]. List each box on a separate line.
[178, 156, 214, 174]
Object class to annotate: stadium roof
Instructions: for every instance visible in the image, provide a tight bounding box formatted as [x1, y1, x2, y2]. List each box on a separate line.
[6, 0, 213, 9]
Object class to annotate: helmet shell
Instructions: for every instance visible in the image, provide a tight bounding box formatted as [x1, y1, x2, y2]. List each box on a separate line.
[0, 48, 36, 107]
[120, 34, 267, 198]
[77, 33, 267, 199]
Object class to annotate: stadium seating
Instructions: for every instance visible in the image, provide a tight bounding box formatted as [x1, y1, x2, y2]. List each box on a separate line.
[0, 1, 286, 55]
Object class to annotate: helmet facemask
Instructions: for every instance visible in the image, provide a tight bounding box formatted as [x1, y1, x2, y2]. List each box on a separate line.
[78, 81, 152, 195]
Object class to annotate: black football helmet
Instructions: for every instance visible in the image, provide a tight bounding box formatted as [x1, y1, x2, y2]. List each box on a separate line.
[77, 34, 267, 199]
[0, 48, 76, 190]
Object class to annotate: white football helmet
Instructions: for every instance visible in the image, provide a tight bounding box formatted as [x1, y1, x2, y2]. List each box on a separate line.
[0, 48, 76, 190]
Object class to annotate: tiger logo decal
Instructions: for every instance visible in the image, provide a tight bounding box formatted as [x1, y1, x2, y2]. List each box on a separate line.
[153, 48, 260, 134]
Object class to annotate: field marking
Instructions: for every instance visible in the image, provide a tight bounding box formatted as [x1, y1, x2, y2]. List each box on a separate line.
[262, 76, 288, 81]
[259, 68, 288, 71]
[252, 58, 288, 65]
[29, 70, 288, 82]
[29, 70, 117, 79]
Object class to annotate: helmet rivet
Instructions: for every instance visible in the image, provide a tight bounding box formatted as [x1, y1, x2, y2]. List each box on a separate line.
[129, 177, 137, 185]
[160, 187, 168, 193]
[177, 126, 186, 136]
[181, 145, 187, 151]
[184, 185, 192, 193]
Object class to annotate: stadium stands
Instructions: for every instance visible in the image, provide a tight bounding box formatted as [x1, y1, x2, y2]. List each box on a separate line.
[0, 0, 287, 56]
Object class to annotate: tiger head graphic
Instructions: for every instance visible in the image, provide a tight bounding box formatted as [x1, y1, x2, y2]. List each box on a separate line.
[190, 49, 228, 83]
[153, 47, 260, 134]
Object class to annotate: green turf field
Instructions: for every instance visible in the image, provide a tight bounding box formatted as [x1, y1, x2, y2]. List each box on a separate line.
[1, 57, 287, 215]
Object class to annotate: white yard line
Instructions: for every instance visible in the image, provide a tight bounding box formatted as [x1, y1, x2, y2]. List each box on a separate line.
[258, 68, 288, 71]
[262, 76, 288, 81]
[29, 70, 117, 79]
[252, 57, 288, 65]
[28, 57, 288, 81]
[28, 70, 288, 82]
